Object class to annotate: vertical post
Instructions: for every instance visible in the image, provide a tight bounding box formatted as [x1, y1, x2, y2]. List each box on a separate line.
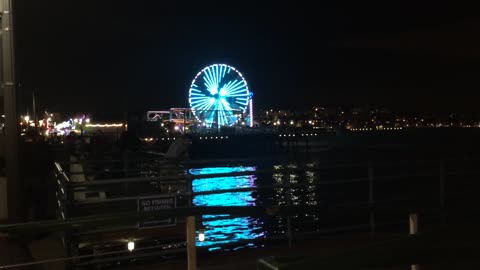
[122, 151, 129, 195]
[186, 216, 197, 270]
[249, 97, 253, 128]
[368, 162, 375, 236]
[2, 0, 21, 222]
[285, 168, 293, 248]
[32, 90, 37, 136]
[439, 160, 446, 224]
[123, 112, 128, 132]
[183, 109, 186, 133]
[409, 212, 419, 270]
[409, 213, 418, 235]
[186, 173, 197, 270]
[217, 109, 220, 133]
[123, 151, 129, 177]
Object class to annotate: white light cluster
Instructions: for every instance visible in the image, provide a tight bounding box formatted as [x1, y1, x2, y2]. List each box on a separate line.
[279, 133, 318, 137]
[350, 127, 403, 131]
[86, 123, 123, 128]
[199, 136, 228, 140]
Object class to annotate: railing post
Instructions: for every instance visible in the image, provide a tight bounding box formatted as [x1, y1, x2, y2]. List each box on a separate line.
[409, 212, 419, 270]
[186, 172, 197, 270]
[123, 152, 129, 195]
[285, 167, 293, 248]
[368, 162, 375, 236]
[123, 151, 129, 177]
[409, 213, 418, 235]
[186, 216, 197, 270]
[439, 160, 446, 224]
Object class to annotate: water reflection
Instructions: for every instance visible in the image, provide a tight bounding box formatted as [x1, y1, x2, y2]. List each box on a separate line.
[190, 167, 265, 250]
[271, 163, 320, 233]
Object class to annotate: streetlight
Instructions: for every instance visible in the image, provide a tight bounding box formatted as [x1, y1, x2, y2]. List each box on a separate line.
[198, 228, 205, 242]
[127, 240, 135, 252]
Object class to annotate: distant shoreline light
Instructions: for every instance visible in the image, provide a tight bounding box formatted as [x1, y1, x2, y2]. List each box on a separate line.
[85, 123, 124, 128]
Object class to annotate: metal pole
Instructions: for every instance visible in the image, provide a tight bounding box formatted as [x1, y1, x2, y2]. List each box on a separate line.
[217, 110, 220, 133]
[1, 0, 21, 222]
[183, 109, 186, 133]
[368, 162, 375, 236]
[32, 90, 37, 136]
[439, 160, 446, 224]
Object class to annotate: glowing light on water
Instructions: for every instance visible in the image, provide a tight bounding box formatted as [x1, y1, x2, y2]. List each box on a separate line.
[191, 166, 265, 251]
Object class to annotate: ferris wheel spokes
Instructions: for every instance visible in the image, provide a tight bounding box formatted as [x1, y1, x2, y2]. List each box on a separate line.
[188, 64, 250, 127]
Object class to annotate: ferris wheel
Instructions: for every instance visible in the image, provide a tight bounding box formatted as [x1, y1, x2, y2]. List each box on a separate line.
[188, 64, 250, 127]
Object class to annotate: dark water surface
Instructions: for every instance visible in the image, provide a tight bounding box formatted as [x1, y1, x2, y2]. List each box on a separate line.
[188, 141, 480, 251]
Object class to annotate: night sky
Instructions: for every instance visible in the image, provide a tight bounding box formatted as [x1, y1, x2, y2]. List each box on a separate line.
[14, 1, 480, 114]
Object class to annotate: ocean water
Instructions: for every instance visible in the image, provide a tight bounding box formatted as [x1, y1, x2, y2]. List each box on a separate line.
[189, 161, 374, 251]
[187, 153, 457, 251]
[190, 167, 266, 251]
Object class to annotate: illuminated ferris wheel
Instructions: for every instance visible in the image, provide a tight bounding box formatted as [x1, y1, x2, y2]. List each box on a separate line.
[188, 64, 250, 127]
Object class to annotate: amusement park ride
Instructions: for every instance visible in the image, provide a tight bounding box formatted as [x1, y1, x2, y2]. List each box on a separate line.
[147, 64, 254, 130]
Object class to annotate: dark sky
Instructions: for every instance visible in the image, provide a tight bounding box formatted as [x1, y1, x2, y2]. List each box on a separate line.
[14, 1, 480, 114]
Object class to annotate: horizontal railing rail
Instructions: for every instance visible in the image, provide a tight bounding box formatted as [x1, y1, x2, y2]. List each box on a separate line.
[69, 176, 187, 187]
[0, 202, 447, 235]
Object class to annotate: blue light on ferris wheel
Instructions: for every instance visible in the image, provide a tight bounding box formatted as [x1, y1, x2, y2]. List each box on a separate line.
[189, 64, 250, 127]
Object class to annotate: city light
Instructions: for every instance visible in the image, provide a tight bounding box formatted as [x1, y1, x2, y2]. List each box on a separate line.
[198, 229, 205, 242]
[127, 241, 135, 252]
[85, 123, 123, 128]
